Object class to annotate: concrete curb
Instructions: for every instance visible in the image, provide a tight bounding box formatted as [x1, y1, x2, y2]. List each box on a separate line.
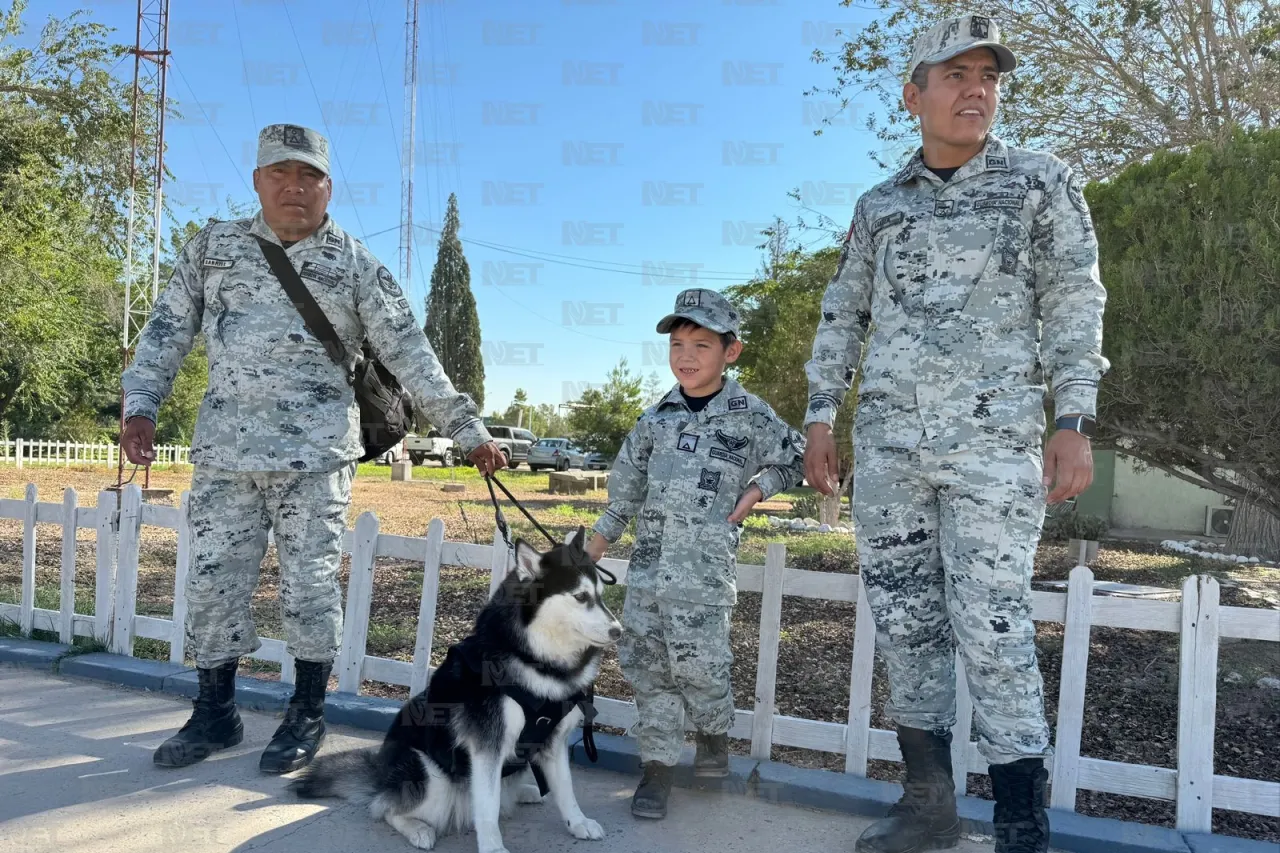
[1, 639, 1272, 853]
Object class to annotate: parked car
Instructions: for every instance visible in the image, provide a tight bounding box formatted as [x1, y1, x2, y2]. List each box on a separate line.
[377, 437, 408, 466]
[405, 430, 457, 467]
[483, 425, 536, 469]
[528, 438, 587, 472]
[585, 451, 610, 471]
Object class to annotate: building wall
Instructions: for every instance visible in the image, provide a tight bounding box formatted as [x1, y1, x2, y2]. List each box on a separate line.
[1109, 452, 1228, 535]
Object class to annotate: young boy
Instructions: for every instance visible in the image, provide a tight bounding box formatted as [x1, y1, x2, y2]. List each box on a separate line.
[585, 287, 805, 819]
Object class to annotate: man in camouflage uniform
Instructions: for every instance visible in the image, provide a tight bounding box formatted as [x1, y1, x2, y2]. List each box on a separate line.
[802, 16, 1109, 853]
[121, 123, 503, 774]
[584, 289, 805, 819]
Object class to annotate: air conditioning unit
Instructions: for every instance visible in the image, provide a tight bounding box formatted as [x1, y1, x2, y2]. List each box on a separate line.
[1204, 505, 1234, 538]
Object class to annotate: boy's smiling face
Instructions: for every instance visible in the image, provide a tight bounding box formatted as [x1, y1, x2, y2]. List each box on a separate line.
[668, 322, 742, 397]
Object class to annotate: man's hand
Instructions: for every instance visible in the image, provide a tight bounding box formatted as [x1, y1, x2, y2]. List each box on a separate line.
[585, 532, 609, 563]
[469, 441, 506, 477]
[121, 417, 156, 466]
[727, 485, 764, 524]
[1044, 427, 1094, 504]
[803, 423, 839, 497]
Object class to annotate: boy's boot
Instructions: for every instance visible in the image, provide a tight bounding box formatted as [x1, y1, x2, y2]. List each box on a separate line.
[153, 659, 243, 768]
[259, 659, 331, 774]
[694, 731, 730, 778]
[855, 726, 961, 852]
[989, 758, 1050, 853]
[631, 761, 676, 819]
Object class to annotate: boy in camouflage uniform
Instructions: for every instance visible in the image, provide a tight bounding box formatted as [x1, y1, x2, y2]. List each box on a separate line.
[803, 15, 1109, 853]
[585, 288, 805, 819]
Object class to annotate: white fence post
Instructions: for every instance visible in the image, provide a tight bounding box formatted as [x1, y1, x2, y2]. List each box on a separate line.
[94, 490, 118, 644]
[169, 490, 191, 665]
[489, 527, 510, 597]
[951, 652, 974, 796]
[111, 485, 143, 656]
[58, 488, 80, 644]
[845, 573, 877, 775]
[1050, 565, 1095, 811]
[410, 518, 446, 696]
[14, 437, 22, 469]
[336, 512, 379, 694]
[19, 484, 37, 636]
[750, 543, 786, 761]
[1176, 574, 1220, 832]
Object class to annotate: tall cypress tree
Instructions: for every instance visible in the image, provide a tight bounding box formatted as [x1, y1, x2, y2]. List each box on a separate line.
[423, 193, 485, 412]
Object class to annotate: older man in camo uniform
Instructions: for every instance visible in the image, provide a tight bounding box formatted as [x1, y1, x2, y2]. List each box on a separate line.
[121, 123, 503, 775]
[802, 15, 1109, 853]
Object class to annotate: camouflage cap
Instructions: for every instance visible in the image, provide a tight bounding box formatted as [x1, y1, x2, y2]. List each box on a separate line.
[907, 13, 1017, 81]
[256, 123, 330, 175]
[655, 288, 741, 337]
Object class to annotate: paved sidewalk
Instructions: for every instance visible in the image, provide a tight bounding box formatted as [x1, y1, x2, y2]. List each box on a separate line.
[0, 666, 1033, 853]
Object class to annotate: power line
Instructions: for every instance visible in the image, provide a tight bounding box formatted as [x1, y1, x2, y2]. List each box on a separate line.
[226, 0, 258, 130]
[169, 60, 253, 195]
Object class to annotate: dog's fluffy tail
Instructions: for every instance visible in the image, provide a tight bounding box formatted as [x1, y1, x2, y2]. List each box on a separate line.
[288, 747, 383, 803]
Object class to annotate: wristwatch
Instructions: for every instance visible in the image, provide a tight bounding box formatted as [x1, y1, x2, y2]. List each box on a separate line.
[1055, 414, 1096, 438]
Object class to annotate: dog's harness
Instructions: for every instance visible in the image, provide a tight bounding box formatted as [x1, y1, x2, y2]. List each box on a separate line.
[483, 473, 615, 773]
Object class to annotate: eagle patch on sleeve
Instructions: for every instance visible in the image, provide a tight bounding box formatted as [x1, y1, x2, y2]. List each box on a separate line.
[375, 266, 403, 297]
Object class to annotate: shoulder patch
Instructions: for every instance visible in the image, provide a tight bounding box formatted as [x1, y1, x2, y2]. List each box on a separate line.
[376, 266, 403, 297]
[727, 396, 748, 412]
[1066, 173, 1088, 216]
[201, 258, 233, 270]
[871, 211, 905, 235]
[325, 232, 344, 248]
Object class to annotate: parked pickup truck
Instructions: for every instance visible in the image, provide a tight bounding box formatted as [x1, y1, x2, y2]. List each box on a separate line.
[405, 430, 457, 467]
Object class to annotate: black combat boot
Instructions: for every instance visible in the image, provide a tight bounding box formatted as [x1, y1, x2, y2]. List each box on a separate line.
[989, 758, 1050, 853]
[631, 761, 676, 819]
[855, 726, 961, 852]
[694, 731, 730, 778]
[154, 659, 243, 768]
[259, 659, 331, 774]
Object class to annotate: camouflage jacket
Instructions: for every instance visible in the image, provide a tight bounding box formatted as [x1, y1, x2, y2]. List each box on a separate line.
[122, 211, 490, 471]
[592, 378, 805, 605]
[804, 135, 1110, 452]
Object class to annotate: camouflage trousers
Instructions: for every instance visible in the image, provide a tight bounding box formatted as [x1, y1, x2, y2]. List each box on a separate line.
[183, 462, 356, 669]
[617, 588, 735, 766]
[851, 444, 1052, 765]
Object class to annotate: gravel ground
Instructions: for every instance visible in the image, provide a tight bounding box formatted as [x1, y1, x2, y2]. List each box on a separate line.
[2, 465, 1277, 841]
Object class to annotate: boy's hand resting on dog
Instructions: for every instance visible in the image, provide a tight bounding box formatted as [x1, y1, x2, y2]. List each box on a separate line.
[727, 484, 764, 524]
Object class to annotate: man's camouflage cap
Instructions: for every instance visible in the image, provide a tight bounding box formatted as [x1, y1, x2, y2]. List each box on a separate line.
[656, 288, 741, 337]
[256, 123, 330, 175]
[907, 13, 1017, 81]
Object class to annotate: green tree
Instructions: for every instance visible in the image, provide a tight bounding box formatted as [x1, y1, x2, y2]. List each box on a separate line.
[501, 388, 529, 426]
[1088, 128, 1280, 558]
[809, 0, 1278, 180]
[726, 246, 859, 524]
[423, 193, 485, 411]
[566, 358, 644, 457]
[531, 402, 569, 439]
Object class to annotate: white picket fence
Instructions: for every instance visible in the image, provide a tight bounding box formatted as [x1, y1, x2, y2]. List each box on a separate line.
[0, 439, 191, 468]
[0, 482, 1277, 834]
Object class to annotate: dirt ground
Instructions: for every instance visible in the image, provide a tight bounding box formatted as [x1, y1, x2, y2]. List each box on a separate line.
[2, 463, 1278, 842]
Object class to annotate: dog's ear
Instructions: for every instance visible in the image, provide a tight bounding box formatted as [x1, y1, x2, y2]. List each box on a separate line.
[513, 539, 542, 582]
[571, 525, 587, 552]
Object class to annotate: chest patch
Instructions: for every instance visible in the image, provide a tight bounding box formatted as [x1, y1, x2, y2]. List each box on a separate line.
[677, 433, 699, 452]
[871, 211, 904, 236]
[300, 261, 342, 287]
[697, 468, 721, 492]
[727, 396, 748, 412]
[973, 196, 1024, 212]
[709, 447, 746, 468]
[202, 258, 234, 270]
[714, 429, 748, 451]
[934, 199, 955, 218]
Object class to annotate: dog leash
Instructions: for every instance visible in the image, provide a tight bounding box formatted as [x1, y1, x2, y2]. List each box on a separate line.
[482, 472, 615, 764]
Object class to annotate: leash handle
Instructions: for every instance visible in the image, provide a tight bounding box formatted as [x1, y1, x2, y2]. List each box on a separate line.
[484, 473, 618, 585]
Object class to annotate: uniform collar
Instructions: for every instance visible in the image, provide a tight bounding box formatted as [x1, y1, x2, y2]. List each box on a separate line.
[893, 134, 1009, 186]
[248, 210, 339, 251]
[656, 376, 749, 418]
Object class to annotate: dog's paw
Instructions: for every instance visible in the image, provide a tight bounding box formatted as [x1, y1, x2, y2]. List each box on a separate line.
[388, 816, 436, 850]
[566, 816, 605, 840]
[516, 784, 544, 804]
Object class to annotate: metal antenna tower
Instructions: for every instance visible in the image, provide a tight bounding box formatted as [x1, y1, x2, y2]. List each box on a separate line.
[399, 0, 420, 288]
[116, 0, 171, 491]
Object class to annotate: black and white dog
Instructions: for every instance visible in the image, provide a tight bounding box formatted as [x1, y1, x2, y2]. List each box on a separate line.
[289, 527, 622, 853]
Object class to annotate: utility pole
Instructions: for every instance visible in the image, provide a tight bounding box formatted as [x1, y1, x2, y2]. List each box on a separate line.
[116, 0, 171, 492]
[399, 0, 419, 289]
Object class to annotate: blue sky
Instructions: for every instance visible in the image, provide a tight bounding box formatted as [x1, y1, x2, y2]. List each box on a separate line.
[28, 0, 909, 417]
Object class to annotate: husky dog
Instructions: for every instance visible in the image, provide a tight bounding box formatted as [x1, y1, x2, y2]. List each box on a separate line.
[289, 527, 621, 853]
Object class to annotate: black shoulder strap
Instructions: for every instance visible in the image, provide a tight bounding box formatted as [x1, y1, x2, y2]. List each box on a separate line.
[253, 235, 348, 366]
